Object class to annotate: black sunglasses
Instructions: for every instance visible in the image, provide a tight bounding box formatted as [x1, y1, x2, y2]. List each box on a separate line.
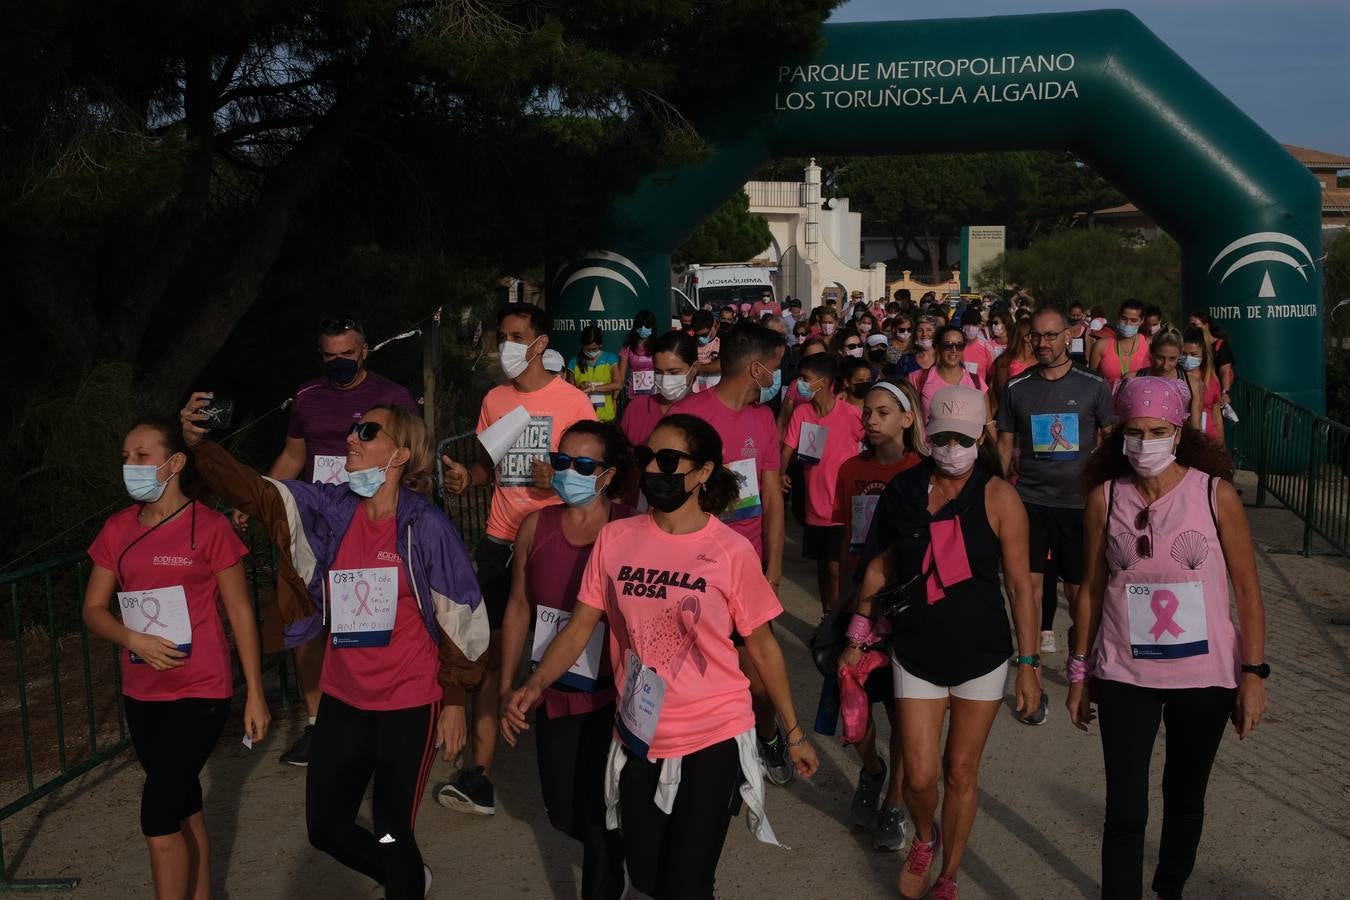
[931, 432, 976, 449]
[550, 452, 607, 476]
[939, 341, 966, 351]
[1135, 507, 1154, 559]
[844, 342, 863, 350]
[348, 422, 382, 441]
[321, 318, 364, 334]
[635, 446, 699, 475]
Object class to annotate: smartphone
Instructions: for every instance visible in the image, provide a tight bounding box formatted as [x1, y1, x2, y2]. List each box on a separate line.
[197, 400, 236, 431]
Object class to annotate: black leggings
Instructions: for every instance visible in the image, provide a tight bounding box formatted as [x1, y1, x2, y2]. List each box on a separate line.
[306, 693, 440, 900]
[1095, 678, 1235, 900]
[536, 702, 625, 900]
[124, 695, 229, 837]
[619, 738, 742, 900]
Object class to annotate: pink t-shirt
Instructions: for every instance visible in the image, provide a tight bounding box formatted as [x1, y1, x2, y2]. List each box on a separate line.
[671, 387, 780, 560]
[577, 515, 782, 758]
[784, 399, 865, 526]
[620, 345, 655, 399]
[962, 340, 995, 383]
[320, 507, 441, 711]
[694, 337, 721, 392]
[909, 366, 985, 417]
[619, 394, 672, 450]
[88, 504, 247, 702]
[1093, 469, 1240, 689]
[478, 377, 598, 541]
[1200, 375, 1223, 440]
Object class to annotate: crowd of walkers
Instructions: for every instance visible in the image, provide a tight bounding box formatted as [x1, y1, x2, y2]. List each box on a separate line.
[82, 291, 1267, 899]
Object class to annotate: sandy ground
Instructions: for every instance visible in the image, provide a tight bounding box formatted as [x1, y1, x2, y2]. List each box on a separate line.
[5, 470, 1350, 898]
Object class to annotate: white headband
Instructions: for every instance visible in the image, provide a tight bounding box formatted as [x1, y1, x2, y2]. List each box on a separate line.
[869, 380, 912, 412]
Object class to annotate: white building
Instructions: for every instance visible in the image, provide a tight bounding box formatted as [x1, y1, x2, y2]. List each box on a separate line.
[744, 160, 888, 309]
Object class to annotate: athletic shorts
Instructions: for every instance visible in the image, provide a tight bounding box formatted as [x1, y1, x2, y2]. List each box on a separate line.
[473, 536, 514, 631]
[124, 695, 229, 836]
[801, 524, 842, 562]
[1024, 503, 1086, 584]
[891, 656, 1009, 702]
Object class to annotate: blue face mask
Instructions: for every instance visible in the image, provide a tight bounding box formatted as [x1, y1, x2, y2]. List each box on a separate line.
[757, 366, 782, 404]
[796, 378, 817, 400]
[123, 459, 174, 502]
[697, 334, 711, 346]
[551, 467, 604, 507]
[1117, 321, 1140, 338]
[1180, 354, 1201, 371]
[348, 455, 394, 498]
[637, 326, 652, 339]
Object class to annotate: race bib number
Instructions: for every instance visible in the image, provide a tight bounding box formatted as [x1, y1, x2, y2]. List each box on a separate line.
[850, 495, 881, 554]
[721, 457, 761, 523]
[1071, 337, 1085, 355]
[631, 369, 655, 395]
[1126, 581, 1208, 659]
[963, 360, 979, 376]
[617, 649, 666, 760]
[119, 586, 192, 663]
[329, 567, 398, 648]
[1200, 411, 1209, 433]
[532, 605, 605, 692]
[589, 392, 606, 408]
[798, 422, 828, 466]
[1031, 412, 1081, 461]
[312, 454, 349, 485]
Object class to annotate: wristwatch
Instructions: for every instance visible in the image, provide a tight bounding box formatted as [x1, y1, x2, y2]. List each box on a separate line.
[1240, 662, 1271, 679]
[1014, 654, 1041, 669]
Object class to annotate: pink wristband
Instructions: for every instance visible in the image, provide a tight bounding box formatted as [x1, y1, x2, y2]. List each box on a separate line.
[1066, 657, 1090, 684]
[845, 614, 873, 645]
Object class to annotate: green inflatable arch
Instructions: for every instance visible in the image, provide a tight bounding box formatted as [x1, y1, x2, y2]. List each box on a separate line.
[549, 9, 1325, 410]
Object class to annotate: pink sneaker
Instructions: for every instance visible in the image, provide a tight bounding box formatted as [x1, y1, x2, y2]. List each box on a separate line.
[898, 822, 941, 899]
[932, 875, 959, 900]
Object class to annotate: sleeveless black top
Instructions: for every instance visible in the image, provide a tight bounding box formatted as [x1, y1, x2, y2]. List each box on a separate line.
[863, 461, 1013, 686]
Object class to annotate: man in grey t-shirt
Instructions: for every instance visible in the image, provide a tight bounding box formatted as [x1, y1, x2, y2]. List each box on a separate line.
[997, 306, 1114, 719]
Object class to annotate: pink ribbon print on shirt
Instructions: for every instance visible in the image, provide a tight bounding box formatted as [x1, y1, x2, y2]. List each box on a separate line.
[1047, 415, 1073, 452]
[1148, 589, 1185, 640]
[140, 596, 166, 631]
[666, 594, 709, 679]
[353, 579, 374, 616]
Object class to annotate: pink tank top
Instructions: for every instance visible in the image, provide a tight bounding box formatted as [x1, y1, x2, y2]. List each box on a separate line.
[526, 503, 634, 717]
[1008, 357, 1034, 378]
[1097, 335, 1151, 392]
[1093, 468, 1240, 689]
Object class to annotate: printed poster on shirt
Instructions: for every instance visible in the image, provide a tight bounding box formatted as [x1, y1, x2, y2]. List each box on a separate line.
[329, 566, 398, 648]
[631, 369, 655, 395]
[721, 456, 762, 522]
[798, 422, 828, 465]
[498, 415, 553, 487]
[312, 454, 350, 485]
[531, 605, 605, 691]
[119, 585, 192, 663]
[1126, 581, 1208, 659]
[1030, 412, 1081, 461]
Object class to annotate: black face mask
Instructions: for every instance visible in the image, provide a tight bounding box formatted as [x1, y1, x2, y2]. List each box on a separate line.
[868, 347, 888, 363]
[325, 357, 360, 386]
[849, 383, 871, 400]
[639, 470, 693, 513]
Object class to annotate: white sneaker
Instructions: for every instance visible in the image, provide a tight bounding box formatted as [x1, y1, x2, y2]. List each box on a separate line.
[424, 864, 433, 897]
[1040, 630, 1057, 654]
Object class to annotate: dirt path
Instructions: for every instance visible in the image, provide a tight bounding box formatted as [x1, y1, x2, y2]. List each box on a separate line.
[6, 478, 1349, 897]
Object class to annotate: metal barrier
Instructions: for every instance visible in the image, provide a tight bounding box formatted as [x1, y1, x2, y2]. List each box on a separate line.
[436, 431, 493, 547]
[0, 527, 292, 891]
[1229, 379, 1350, 557]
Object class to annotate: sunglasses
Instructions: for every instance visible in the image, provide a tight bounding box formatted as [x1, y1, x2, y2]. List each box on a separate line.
[931, 432, 976, 449]
[1135, 507, 1154, 559]
[634, 445, 699, 474]
[844, 342, 863, 350]
[549, 452, 607, 476]
[348, 422, 383, 441]
[939, 341, 965, 351]
[321, 318, 364, 334]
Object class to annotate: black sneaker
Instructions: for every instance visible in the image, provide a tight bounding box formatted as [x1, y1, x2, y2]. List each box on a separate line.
[436, 766, 495, 815]
[280, 725, 313, 767]
[1018, 691, 1049, 727]
[758, 729, 794, 786]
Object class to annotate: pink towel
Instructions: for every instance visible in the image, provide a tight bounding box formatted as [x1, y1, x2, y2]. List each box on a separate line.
[839, 650, 889, 744]
[922, 516, 973, 604]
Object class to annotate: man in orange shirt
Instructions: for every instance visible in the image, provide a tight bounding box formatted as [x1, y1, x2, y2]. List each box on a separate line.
[441, 303, 596, 815]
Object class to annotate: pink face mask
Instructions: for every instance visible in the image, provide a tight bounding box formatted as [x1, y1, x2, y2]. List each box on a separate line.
[930, 442, 978, 476]
[822, 323, 836, 336]
[1123, 435, 1176, 477]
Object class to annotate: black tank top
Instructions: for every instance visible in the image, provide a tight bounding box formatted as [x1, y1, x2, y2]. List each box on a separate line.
[876, 462, 1013, 685]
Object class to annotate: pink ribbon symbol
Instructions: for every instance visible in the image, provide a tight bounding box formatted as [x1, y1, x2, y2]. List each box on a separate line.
[1048, 415, 1073, 451]
[140, 596, 165, 631]
[666, 595, 708, 679]
[803, 428, 821, 460]
[353, 580, 373, 616]
[1148, 590, 1185, 640]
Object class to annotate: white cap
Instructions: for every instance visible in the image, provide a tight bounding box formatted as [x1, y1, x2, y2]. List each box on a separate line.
[866, 333, 889, 348]
[477, 405, 530, 466]
[542, 349, 564, 373]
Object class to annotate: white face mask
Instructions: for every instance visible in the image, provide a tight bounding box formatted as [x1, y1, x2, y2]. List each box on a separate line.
[963, 325, 982, 341]
[500, 337, 541, 380]
[916, 339, 933, 351]
[655, 371, 691, 402]
[930, 441, 978, 476]
[846, 346, 865, 358]
[991, 323, 1006, 337]
[1123, 434, 1177, 477]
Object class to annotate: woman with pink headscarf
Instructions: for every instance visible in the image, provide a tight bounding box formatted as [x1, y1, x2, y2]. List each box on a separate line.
[1070, 376, 1268, 900]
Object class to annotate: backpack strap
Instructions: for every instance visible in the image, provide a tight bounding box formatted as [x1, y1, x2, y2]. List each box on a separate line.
[1207, 474, 1219, 534]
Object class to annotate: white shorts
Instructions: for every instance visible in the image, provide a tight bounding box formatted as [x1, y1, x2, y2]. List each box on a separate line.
[890, 654, 1009, 702]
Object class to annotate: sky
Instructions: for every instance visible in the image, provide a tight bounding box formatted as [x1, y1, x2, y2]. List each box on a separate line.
[831, 1, 1350, 155]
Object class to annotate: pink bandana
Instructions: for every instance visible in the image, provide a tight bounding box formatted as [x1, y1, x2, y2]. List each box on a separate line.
[1115, 376, 1186, 426]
